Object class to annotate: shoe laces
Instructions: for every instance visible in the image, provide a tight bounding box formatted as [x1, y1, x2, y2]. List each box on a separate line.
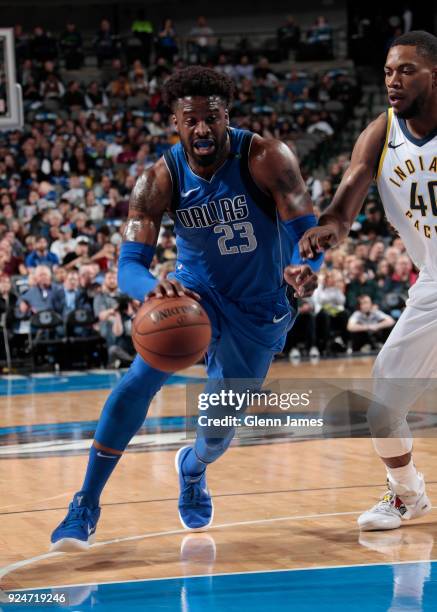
[376, 489, 398, 513]
[61, 505, 90, 529]
[182, 477, 206, 506]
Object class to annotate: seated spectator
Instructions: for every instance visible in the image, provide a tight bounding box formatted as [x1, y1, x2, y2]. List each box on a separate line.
[375, 259, 393, 289]
[384, 245, 402, 268]
[50, 225, 76, 262]
[156, 18, 178, 64]
[18, 265, 59, 315]
[59, 22, 84, 70]
[315, 179, 333, 212]
[49, 159, 69, 189]
[156, 230, 177, 264]
[307, 112, 334, 136]
[93, 270, 119, 349]
[53, 269, 89, 317]
[346, 259, 380, 310]
[105, 188, 129, 220]
[62, 175, 85, 207]
[94, 19, 119, 68]
[235, 55, 254, 82]
[39, 73, 65, 102]
[347, 295, 395, 352]
[63, 81, 85, 110]
[313, 270, 349, 354]
[360, 202, 390, 238]
[90, 241, 115, 272]
[0, 240, 26, 276]
[254, 57, 278, 85]
[63, 236, 90, 269]
[366, 240, 386, 272]
[69, 145, 94, 176]
[82, 190, 103, 221]
[382, 254, 417, 319]
[107, 72, 132, 101]
[131, 70, 149, 99]
[215, 54, 236, 79]
[84, 81, 109, 110]
[78, 264, 99, 309]
[53, 266, 67, 286]
[25, 236, 59, 269]
[277, 15, 301, 60]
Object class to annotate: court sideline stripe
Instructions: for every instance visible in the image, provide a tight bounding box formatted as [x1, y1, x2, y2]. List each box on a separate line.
[2, 479, 437, 516]
[2, 507, 436, 585]
[0, 509, 364, 582]
[2, 527, 437, 592]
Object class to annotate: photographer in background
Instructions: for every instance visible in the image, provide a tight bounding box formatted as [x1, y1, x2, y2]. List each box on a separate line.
[109, 294, 139, 367]
[93, 269, 119, 351]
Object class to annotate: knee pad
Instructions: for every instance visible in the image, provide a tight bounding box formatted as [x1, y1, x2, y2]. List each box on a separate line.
[372, 436, 413, 459]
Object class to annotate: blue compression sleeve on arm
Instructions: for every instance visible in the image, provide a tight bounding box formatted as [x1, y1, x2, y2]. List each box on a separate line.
[282, 214, 324, 272]
[118, 241, 158, 301]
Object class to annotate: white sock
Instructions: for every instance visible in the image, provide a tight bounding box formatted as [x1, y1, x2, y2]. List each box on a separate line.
[387, 459, 421, 494]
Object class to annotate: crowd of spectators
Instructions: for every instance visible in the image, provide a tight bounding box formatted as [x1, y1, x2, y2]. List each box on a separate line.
[0, 16, 417, 370]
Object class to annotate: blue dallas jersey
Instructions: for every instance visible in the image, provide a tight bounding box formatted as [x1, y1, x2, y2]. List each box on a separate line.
[164, 128, 293, 300]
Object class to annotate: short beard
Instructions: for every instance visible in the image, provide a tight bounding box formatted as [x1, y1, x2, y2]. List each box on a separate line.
[395, 95, 425, 120]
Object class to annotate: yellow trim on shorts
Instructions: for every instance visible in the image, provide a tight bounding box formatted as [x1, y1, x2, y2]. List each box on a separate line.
[376, 108, 393, 180]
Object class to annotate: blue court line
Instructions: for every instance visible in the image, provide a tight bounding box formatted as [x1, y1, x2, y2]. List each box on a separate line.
[2, 561, 436, 611]
[0, 415, 187, 437]
[0, 372, 205, 397]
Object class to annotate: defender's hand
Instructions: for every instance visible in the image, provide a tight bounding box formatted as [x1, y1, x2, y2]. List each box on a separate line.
[299, 224, 339, 259]
[284, 264, 318, 298]
[146, 279, 201, 301]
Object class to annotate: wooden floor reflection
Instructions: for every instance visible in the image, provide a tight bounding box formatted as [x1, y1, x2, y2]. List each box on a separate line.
[1, 357, 436, 590]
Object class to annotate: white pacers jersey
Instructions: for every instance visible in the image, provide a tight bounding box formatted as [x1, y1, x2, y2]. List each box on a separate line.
[377, 107, 437, 280]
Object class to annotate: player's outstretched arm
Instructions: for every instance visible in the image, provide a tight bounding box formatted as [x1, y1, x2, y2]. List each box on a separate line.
[299, 114, 387, 259]
[249, 136, 320, 297]
[119, 158, 199, 301]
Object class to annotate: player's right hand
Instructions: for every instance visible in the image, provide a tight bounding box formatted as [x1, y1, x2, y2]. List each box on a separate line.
[146, 279, 201, 301]
[298, 225, 339, 259]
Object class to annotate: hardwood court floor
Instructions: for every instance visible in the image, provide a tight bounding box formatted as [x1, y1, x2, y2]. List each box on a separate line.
[1, 357, 436, 591]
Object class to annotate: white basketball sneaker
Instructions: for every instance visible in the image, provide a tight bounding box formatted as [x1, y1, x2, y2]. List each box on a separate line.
[358, 474, 431, 531]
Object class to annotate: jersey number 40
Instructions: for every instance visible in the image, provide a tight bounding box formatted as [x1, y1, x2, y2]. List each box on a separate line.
[410, 181, 437, 216]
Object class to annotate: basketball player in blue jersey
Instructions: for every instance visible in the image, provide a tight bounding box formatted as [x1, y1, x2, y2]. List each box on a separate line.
[299, 31, 437, 531]
[50, 66, 323, 551]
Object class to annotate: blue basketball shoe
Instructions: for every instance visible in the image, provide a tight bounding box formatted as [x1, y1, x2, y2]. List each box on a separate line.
[175, 446, 214, 530]
[50, 492, 101, 552]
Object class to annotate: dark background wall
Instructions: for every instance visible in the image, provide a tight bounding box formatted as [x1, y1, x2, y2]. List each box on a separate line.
[0, 0, 348, 33]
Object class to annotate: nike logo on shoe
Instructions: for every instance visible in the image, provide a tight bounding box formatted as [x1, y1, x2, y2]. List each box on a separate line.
[181, 187, 201, 197]
[388, 141, 405, 149]
[273, 313, 290, 323]
[97, 452, 118, 459]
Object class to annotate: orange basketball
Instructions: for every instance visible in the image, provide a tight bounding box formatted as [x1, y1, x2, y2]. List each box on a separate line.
[132, 296, 211, 372]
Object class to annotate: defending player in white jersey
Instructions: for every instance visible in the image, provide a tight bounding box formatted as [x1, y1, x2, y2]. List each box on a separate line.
[299, 30, 437, 530]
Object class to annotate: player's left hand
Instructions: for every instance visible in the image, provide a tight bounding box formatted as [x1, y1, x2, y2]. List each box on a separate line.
[284, 264, 318, 298]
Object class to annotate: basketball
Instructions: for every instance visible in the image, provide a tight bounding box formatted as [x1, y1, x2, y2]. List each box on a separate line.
[131, 296, 211, 371]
